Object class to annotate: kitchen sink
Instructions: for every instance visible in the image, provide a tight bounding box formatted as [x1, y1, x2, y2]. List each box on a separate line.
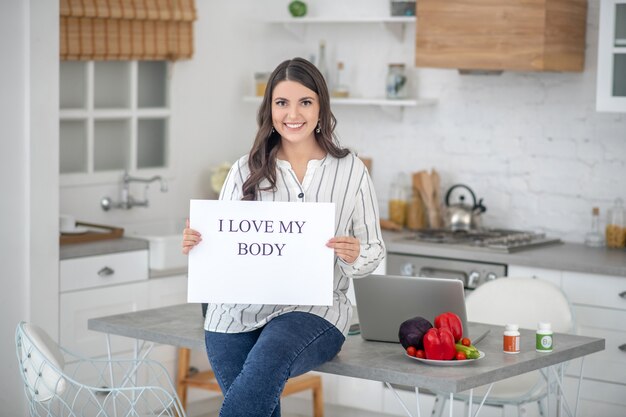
[124, 218, 187, 271]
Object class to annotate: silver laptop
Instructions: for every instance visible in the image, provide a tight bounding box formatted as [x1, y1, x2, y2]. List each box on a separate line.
[353, 274, 469, 343]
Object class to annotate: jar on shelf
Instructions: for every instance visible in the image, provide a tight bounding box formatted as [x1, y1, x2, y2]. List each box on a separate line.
[254, 72, 270, 97]
[606, 198, 625, 248]
[386, 63, 408, 99]
[390, 1, 416, 17]
[331, 61, 350, 98]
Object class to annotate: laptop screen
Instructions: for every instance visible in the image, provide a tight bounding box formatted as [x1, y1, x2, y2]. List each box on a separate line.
[353, 274, 468, 343]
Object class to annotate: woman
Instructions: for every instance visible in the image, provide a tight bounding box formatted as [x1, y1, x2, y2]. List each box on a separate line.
[182, 57, 385, 417]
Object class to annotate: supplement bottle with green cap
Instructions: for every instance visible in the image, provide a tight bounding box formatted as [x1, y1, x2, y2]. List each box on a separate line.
[536, 322, 553, 352]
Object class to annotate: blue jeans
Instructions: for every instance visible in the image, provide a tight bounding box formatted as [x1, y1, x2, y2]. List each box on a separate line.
[204, 312, 345, 417]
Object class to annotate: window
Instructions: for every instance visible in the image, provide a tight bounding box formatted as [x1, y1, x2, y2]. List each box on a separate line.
[59, 61, 170, 184]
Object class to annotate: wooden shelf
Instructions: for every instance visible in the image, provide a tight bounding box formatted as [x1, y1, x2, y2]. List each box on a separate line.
[242, 96, 436, 120]
[60, 109, 170, 119]
[268, 16, 415, 24]
[243, 96, 434, 107]
[268, 16, 415, 39]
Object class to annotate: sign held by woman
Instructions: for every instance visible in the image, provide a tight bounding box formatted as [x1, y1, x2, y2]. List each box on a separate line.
[187, 199, 335, 305]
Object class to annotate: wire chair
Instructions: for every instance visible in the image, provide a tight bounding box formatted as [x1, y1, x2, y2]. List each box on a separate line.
[432, 277, 575, 417]
[15, 321, 186, 417]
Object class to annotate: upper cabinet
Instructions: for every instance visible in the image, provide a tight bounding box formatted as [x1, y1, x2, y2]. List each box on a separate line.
[414, 0, 587, 72]
[596, 0, 626, 112]
[60, 61, 171, 186]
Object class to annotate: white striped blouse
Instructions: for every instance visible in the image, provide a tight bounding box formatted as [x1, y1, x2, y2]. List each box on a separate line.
[203, 152, 386, 336]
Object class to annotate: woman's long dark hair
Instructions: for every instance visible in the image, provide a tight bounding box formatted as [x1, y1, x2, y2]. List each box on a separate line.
[242, 57, 350, 201]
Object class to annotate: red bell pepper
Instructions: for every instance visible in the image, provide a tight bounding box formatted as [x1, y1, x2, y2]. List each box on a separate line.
[423, 327, 457, 360]
[434, 311, 463, 342]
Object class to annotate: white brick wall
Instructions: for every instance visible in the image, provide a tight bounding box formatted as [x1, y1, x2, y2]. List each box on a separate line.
[322, 0, 626, 243]
[61, 0, 625, 244]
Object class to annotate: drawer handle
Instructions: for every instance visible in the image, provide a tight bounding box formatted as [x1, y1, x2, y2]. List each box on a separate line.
[619, 344, 626, 353]
[620, 291, 626, 299]
[97, 266, 115, 277]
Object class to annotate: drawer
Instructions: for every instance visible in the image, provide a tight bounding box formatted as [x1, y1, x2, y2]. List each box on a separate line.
[507, 265, 562, 287]
[564, 376, 626, 410]
[566, 305, 626, 385]
[60, 250, 148, 292]
[562, 271, 626, 310]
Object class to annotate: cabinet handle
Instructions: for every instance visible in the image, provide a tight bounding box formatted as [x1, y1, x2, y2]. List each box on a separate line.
[619, 344, 626, 353]
[620, 291, 626, 299]
[97, 266, 115, 277]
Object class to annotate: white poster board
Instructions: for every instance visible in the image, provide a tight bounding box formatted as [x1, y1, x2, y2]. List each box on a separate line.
[187, 199, 335, 306]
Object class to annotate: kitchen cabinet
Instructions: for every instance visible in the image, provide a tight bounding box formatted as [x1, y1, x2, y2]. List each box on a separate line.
[414, 0, 587, 72]
[60, 61, 171, 186]
[60, 280, 150, 358]
[143, 275, 191, 387]
[508, 265, 626, 417]
[59, 250, 149, 357]
[59, 254, 192, 389]
[59, 251, 189, 362]
[596, 0, 626, 112]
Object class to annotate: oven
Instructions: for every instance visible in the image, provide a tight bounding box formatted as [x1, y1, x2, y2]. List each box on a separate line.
[386, 252, 507, 290]
[385, 228, 562, 290]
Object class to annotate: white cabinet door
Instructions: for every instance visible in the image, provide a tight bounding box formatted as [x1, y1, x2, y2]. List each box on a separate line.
[334, 376, 385, 412]
[561, 271, 626, 310]
[597, 0, 626, 112]
[563, 376, 626, 417]
[561, 272, 626, 386]
[507, 265, 562, 287]
[60, 281, 149, 358]
[567, 306, 626, 385]
[148, 274, 188, 308]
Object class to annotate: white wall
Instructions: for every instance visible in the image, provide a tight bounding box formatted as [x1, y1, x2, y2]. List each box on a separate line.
[60, 0, 625, 243]
[0, 1, 59, 415]
[0, 1, 30, 414]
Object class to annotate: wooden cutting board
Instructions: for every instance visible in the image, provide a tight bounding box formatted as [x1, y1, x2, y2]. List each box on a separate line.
[60, 221, 124, 245]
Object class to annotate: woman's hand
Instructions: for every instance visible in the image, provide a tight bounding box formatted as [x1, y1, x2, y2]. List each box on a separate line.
[182, 218, 202, 255]
[326, 236, 360, 264]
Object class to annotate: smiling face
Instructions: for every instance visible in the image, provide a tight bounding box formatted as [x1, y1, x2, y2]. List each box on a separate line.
[271, 80, 320, 148]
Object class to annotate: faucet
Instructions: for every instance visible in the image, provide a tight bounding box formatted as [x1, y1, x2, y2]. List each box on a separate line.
[101, 171, 168, 211]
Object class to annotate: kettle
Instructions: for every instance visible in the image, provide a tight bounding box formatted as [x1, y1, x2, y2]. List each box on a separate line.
[444, 184, 487, 231]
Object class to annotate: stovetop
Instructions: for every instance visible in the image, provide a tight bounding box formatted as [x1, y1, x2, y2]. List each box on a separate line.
[403, 228, 562, 253]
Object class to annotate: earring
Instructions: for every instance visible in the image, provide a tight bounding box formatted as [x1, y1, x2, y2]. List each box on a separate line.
[271, 127, 275, 133]
[315, 123, 321, 134]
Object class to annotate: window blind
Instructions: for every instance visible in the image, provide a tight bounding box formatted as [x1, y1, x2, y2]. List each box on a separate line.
[60, 0, 197, 61]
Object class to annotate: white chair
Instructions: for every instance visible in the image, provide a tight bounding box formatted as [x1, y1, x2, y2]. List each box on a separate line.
[432, 277, 575, 417]
[15, 321, 186, 417]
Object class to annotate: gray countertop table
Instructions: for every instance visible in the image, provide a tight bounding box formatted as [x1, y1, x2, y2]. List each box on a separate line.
[60, 237, 149, 260]
[88, 303, 604, 394]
